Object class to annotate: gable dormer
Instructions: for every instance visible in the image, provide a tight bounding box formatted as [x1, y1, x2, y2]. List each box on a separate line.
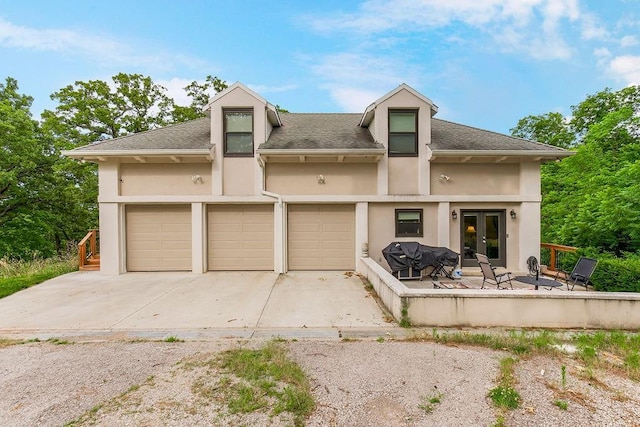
[204, 82, 282, 155]
[203, 82, 282, 196]
[359, 83, 438, 150]
[358, 84, 438, 195]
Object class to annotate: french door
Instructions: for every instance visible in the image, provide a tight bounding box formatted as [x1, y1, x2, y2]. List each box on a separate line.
[460, 210, 506, 267]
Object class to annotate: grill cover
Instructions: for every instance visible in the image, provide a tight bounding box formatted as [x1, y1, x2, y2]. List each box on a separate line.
[382, 242, 459, 273]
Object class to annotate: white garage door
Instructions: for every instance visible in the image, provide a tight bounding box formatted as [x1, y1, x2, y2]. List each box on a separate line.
[208, 205, 274, 270]
[126, 205, 192, 271]
[288, 204, 355, 270]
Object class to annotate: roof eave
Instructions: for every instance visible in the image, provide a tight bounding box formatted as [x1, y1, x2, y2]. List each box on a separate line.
[257, 148, 386, 163]
[429, 149, 575, 161]
[62, 149, 214, 162]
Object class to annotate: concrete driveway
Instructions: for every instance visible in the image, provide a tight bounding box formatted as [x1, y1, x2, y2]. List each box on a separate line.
[0, 271, 393, 340]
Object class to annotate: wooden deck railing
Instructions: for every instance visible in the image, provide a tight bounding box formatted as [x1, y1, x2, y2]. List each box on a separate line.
[78, 229, 99, 271]
[540, 242, 578, 271]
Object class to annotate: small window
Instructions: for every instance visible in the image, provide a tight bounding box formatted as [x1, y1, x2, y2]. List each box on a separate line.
[224, 109, 253, 156]
[389, 110, 418, 156]
[396, 209, 423, 237]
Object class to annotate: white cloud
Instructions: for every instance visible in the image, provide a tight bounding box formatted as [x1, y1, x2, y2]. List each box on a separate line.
[0, 18, 208, 72]
[304, 0, 584, 60]
[593, 47, 612, 58]
[620, 35, 639, 47]
[579, 12, 609, 40]
[156, 78, 194, 106]
[608, 55, 640, 85]
[305, 52, 423, 112]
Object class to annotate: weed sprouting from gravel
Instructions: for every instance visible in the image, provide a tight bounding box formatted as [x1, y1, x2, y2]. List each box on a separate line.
[216, 340, 315, 425]
[489, 357, 521, 410]
[554, 400, 568, 410]
[47, 338, 71, 345]
[164, 336, 184, 343]
[418, 389, 443, 413]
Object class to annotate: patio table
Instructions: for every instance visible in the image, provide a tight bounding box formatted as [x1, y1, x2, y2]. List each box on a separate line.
[515, 275, 563, 290]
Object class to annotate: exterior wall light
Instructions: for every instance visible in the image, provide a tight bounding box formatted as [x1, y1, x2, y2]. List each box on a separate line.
[317, 174, 325, 184]
[451, 210, 457, 220]
[510, 209, 517, 219]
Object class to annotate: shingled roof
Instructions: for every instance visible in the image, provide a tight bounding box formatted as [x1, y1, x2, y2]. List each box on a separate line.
[259, 113, 383, 150]
[64, 117, 210, 153]
[431, 118, 561, 152]
[64, 112, 568, 157]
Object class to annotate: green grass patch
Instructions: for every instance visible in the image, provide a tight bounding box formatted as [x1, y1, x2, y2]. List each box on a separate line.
[418, 390, 443, 413]
[489, 357, 521, 410]
[217, 340, 314, 425]
[420, 329, 559, 355]
[164, 335, 184, 343]
[0, 256, 76, 299]
[554, 400, 568, 410]
[47, 338, 71, 345]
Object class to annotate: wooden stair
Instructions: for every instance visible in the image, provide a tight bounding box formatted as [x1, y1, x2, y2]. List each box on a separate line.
[78, 229, 100, 271]
[80, 254, 100, 271]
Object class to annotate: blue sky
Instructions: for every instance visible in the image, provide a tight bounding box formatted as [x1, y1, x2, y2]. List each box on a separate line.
[1, 0, 639, 134]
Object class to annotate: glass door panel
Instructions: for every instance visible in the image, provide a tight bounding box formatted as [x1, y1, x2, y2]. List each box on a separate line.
[462, 214, 478, 264]
[460, 211, 506, 267]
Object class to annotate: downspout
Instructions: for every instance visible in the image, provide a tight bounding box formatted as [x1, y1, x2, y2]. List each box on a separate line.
[258, 157, 285, 273]
[257, 157, 282, 206]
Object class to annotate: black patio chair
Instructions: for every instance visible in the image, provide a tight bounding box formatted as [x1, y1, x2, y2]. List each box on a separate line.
[556, 257, 598, 291]
[476, 253, 513, 290]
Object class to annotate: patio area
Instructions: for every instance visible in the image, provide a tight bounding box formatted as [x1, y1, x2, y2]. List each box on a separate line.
[358, 256, 640, 329]
[401, 274, 589, 292]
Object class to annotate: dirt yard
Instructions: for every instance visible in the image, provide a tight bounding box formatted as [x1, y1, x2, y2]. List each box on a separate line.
[0, 338, 638, 426]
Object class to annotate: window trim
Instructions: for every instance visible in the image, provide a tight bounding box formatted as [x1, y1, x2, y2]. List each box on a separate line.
[388, 109, 418, 157]
[395, 208, 423, 237]
[223, 108, 254, 157]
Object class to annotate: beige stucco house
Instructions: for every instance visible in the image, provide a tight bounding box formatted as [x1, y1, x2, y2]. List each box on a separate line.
[64, 82, 571, 275]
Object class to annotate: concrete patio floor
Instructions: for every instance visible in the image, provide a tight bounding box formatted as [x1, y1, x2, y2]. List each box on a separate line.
[0, 271, 393, 341]
[402, 274, 587, 291]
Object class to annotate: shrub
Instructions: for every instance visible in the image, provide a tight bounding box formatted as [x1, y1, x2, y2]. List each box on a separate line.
[589, 253, 640, 292]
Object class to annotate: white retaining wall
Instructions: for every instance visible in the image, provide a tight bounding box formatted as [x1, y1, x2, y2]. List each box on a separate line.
[357, 257, 640, 329]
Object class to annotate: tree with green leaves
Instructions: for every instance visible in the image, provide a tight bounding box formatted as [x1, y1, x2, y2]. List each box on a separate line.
[41, 73, 175, 147]
[172, 75, 228, 122]
[512, 85, 640, 255]
[510, 112, 575, 149]
[0, 78, 62, 257]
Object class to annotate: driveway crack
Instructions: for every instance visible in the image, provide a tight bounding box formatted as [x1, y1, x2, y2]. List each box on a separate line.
[255, 273, 283, 328]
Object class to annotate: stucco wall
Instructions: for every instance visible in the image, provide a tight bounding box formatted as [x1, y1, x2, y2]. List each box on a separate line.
[266, 163, 377, 195]
[119, 163, 212, 196]
[388, 158, 419, 195]
[223, 158, 256, 195]
[368, 203, 439, 271]
[430, 163, 520, 195]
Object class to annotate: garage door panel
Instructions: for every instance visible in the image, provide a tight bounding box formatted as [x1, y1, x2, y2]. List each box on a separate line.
[288, 205, 354, 270]
[208, 205, 274, 271]
[126, 205, 191, 272]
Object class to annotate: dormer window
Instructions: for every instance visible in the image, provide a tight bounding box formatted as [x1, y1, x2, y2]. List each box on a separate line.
[224, 109, 253, 156]
[389, 109, 418, 157]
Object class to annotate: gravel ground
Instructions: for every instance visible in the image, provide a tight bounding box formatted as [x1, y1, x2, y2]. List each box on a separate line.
[0, 339, 639, 426]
